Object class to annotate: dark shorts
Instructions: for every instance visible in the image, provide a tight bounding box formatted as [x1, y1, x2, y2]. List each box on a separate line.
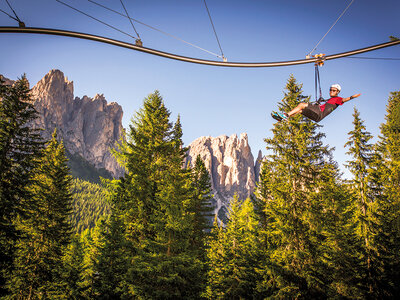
[301, 103, 337, 123]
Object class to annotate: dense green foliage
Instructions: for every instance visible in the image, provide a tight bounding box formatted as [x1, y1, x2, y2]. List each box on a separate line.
[255, 76, 358, 298]
[206, 196, 263, 298]
[0, 76, 44, 296]
[100, 92, 211, 298]
[71, 178, 110, 233]
[1, 76, 400, 299]
[9, 130, 74, 298]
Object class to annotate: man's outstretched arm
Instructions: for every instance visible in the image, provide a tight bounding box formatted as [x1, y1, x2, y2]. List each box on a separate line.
[342, 93, 361, 103]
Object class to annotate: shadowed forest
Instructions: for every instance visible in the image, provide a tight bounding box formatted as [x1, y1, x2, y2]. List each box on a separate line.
[1, 75, 400, 299]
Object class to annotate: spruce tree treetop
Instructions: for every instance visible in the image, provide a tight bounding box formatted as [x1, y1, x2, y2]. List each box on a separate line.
[380, 91, 400, 160]
[345, 107, 374, 189]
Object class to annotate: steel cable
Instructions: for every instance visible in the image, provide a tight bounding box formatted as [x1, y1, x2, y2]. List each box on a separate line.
[55, 0, 138, 40]
[307, 0, 355, 57]
[119, 0, 140, 40]
[203, 0, 225, 61]
[87, 0, 222, 58]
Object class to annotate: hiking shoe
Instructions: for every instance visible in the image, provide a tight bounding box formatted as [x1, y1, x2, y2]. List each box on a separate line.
[271, 111, 288, 122]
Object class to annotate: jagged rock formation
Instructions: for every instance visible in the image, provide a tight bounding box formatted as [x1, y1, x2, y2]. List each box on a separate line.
[186, 133, 261, 221]
[0, 75, 15, 86]
[3, 71, 265, 215]
[29, 70, 124, 178]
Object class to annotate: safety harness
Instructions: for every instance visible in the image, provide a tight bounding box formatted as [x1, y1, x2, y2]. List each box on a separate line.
[313, 54, 327, 105]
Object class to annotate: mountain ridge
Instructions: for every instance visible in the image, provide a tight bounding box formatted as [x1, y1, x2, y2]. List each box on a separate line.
[2, 70, 263, 213]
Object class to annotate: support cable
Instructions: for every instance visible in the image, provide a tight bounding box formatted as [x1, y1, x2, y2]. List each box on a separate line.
[5, 0, 20, 22]
[119, 0, 141, 45]
[203, 0, 226, 61]
[307, 0, 355, 58]
[55, 0, 138, 40]
[0, 7, 18, 21]
[87, 0, 222, 58]
[4, 0, 24, 26]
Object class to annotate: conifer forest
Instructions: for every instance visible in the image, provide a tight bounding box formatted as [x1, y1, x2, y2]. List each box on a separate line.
[1, 75, 400, 299]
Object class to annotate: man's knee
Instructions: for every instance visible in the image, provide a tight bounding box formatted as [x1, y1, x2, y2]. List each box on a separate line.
[300, 102, 308, 109]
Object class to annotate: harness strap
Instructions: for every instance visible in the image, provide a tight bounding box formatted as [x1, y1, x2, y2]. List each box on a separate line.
[314, 64, 326, 104]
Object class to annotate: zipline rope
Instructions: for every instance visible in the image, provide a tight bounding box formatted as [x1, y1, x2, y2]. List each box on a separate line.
[55, 0, 138, 40]
[87, 0, 222, 58]
[344, 56, 400, 61]
[119, 0, 140, 40]
[203, 0, 226, 61]
[1, 26, 398, 67]
[307, 0, 355, 58]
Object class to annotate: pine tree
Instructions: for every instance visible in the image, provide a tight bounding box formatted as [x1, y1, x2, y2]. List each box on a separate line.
[62, 234, 86, 298]
[111, 90, 174, 245]
[188, 155, 214, 256]
[206, 196, 263, 298]
[90, 214, 129, 298]
[344, 107, 377, 296]
[109, 91, 204, 298]
[255, 75, 354, 298]
[9, 129, 73, 298]
[79, 228, 99, 299]
[0, 76, 43, 296]
[368, 91, 400, 297]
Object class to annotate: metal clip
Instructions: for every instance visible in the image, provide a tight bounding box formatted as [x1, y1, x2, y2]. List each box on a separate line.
[314, 53, 326, 66]
[135, 39, 143, 47]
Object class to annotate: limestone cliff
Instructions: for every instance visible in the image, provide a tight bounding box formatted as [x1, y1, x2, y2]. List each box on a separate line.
[2, 71, 264, 215]
[186, 133, 261, 221]
[30, 70, 124, 178]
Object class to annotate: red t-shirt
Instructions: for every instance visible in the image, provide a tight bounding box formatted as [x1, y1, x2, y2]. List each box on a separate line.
[320, 97, 343, 112]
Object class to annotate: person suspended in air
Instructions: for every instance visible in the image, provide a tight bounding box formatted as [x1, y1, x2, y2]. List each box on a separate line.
[272, 84, 361, 123]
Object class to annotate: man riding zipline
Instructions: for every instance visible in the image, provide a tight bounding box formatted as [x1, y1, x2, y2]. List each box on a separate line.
[272, 84, 361, 123]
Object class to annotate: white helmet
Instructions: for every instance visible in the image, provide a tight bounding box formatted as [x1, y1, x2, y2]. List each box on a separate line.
[330, 84, 341, 92]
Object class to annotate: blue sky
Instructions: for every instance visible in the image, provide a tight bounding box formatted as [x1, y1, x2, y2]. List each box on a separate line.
[1, 0, 399, 178]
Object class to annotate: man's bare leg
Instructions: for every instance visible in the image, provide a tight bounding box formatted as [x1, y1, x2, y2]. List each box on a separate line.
[287, 102, 308, 117]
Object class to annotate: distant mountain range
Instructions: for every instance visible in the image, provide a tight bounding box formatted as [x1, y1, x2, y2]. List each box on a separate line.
[2, 70, 263, 219]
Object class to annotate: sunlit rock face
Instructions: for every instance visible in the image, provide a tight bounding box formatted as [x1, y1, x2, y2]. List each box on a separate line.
[30, 69, 124, 177]
[186, 133, 261, 221]
[2, 71, 266, 215]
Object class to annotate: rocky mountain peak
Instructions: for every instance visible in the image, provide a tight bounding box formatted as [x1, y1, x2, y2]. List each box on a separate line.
[186, 133, 260, 221]
[34, 69, 74, 99]
[30, 69, 124, 178]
